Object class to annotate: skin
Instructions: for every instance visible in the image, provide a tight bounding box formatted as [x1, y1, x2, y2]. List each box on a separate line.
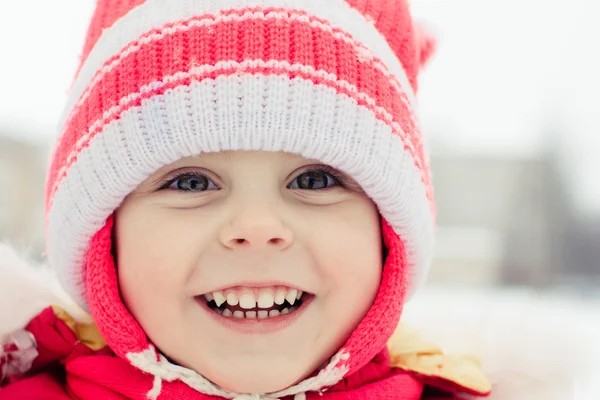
[115, 150, 382, 393]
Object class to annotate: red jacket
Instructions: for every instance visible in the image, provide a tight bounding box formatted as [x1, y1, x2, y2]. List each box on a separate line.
[1, 306, 490, 399]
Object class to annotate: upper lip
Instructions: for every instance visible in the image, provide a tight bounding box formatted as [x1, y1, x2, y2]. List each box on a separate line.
[197, 281, 311, 296]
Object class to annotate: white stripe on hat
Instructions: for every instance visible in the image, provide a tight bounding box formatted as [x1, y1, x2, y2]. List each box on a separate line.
[47, 73, 433, 309]
[48, 59, 421, 207]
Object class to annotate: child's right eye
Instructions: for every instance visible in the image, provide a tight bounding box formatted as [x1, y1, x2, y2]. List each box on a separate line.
[162, 173, 219, 192]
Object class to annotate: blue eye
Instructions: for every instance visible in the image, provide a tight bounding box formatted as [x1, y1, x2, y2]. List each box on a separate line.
[289, 169, 341, 190]
[165, 173, 218, 192]
[160, 167, 347, 192]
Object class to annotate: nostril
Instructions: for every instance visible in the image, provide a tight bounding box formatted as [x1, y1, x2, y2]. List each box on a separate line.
[232, 238, 285, 246]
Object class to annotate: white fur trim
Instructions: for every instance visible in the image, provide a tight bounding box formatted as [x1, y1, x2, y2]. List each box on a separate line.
[0, 243, 91, 338]
[403, 286, 600, 399]
[47, 73, 434, 310]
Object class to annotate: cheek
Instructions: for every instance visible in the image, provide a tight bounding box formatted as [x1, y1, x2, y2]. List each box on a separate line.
[314, 201, 382, 298]
[307, 200, 382, 354]
[114, 205, 202, 318]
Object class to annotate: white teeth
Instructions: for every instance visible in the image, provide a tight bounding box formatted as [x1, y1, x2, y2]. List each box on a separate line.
[286, 289, 298, 305]
[274, 288, 286, 305]
[208, 286, 307, 319]
[213, 291, 226, 307]
[239, 293, 256, 309]
[257, 289, 275, 309]
[269, 309, 280, 317]
[226, 292, 239, 306]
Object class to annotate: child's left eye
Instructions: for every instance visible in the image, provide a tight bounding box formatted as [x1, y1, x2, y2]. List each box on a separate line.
[288, 169, 341, 190]
[164, 173, 219, 192]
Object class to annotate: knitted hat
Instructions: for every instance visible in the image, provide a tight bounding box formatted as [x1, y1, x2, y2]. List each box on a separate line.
[45, 0, 436, 396]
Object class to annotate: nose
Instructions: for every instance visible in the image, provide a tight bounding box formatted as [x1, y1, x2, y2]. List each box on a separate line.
[219, 204, 294, 250]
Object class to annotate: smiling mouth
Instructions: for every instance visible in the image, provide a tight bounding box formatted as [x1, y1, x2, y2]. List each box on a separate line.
[198, 287, 308, 320]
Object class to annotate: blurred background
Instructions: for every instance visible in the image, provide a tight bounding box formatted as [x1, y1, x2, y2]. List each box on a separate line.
[0, 0, 598, 294]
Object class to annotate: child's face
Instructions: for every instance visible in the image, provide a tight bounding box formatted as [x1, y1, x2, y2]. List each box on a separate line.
[115, 151, 382, 393]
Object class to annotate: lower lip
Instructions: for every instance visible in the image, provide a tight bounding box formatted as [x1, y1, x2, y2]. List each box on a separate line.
[195, 296, 313, 335]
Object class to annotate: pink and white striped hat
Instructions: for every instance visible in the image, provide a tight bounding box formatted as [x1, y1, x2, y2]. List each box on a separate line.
[44, 0, 436, 394]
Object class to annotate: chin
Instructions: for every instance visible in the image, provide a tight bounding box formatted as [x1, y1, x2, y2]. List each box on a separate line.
[207, 362, 309, 394]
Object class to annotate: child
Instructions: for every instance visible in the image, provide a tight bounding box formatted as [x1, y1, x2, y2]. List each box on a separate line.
[0, 0, 494, 398]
